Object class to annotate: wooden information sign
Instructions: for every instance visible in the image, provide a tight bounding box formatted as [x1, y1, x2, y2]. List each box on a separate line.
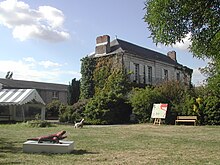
[151, 103, 168, 125]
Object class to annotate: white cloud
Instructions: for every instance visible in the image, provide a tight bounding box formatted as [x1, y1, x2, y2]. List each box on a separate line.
[38, 6, 64, 28]
[0, 0, 70, 42]
[192, 68, 207, 86]
[0, 58, 81, 84]
[173, 33, 191, 51]
[39, 60, 62, 68]
[66, 70, 81, 78]
[23, 57, 35, 62]
[156, 33, 191, 52]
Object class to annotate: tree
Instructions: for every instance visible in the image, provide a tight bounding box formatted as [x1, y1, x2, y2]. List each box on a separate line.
[5, 71, 13, 79]
[144, 0, 220, 59]
[67, 78, 80, 105]
[144, 0, 220, 125]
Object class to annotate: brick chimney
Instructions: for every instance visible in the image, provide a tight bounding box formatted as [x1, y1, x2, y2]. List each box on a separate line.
[95, 35, 110, 54]
[167, 51, 177, 62]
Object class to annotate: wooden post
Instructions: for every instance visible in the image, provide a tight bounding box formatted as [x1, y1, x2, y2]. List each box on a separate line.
[153, 118, 161, 125]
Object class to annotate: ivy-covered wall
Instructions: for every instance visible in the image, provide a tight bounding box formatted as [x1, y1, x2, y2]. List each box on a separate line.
[80, 54, 125, 98]
[80, 56, 95, 99]
[80, 54, 132, 124]
[93, 55, 124, 95]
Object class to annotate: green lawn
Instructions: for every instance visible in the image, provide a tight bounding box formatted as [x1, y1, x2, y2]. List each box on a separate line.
[0, 123, 219, 165]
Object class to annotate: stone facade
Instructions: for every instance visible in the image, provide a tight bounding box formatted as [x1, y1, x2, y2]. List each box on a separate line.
[90, 35, 193, 86]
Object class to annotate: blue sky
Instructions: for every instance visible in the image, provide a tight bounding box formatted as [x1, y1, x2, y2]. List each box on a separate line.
[0, 0, 207, 86]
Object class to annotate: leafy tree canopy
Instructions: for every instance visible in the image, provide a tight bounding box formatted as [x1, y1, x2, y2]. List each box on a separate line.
[144, 0, 220, 59]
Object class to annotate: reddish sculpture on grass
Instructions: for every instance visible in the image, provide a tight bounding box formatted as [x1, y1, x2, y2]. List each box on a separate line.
[28, 131, 67, 143]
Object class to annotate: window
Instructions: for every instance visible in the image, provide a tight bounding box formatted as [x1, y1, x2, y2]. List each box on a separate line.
[177, 72, 180, 81]
[52, 91, 59, 99]
[134, 63, 139, 83]
[164, 69, 168, 81]
[143, 65, 146, 84]
[148, 66, 152, 83]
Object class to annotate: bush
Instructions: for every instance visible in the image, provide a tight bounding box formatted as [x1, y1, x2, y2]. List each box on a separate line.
[154, 81, 192, 124]
[26, 114, 52, 127]
[59, 99, 88, 123]
[203, 95, 220, 125]
[202, 72, 220, 125]
[84, 92, 132, 124]
[128, 81, 200, 124]
[46, 100, 62, 119]
[27, 120, 52, 127]
[128, 87, 164, 123]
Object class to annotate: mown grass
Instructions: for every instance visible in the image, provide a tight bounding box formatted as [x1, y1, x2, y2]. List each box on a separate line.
[0, 123, 219, 165]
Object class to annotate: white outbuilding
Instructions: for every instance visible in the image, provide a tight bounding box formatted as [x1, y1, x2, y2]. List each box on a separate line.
[0, 89, 45, 122]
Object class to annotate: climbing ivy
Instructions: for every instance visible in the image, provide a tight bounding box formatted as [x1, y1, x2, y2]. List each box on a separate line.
[80, 54, 129, 98]
[80, 56, 95, 99]
[80, 55, 132, 124]
[93, 56, 114, 95]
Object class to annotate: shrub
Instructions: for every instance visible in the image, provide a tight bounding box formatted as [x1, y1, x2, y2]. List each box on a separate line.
[26, 114, 52, 127]
[128, 87, 164, 123]
[203, 95, 220, 125]
[46, 100, 62, 119]
[203, 71, 220, 125]
[59, 99, 88, 123]
[27, 120, 52, 127]
[154, 81, 192, 124]
[84, 92, 132, 124]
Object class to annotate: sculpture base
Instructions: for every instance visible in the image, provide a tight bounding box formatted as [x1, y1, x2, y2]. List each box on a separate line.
[23, 140, 74, 154]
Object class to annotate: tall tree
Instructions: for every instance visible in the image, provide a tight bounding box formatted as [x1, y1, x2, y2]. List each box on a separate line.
[144, 0, 220, 59]
[67, 78, 80, 105]
[5, 71, 13, 79]
[144, 0, 220, 125]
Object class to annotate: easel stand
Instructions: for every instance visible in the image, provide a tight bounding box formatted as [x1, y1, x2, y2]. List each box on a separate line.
[153, 118, 161, 125]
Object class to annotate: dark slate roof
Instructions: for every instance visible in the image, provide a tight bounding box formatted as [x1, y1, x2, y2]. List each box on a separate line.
[0, 78, 68, 91]
[110, 39, 183, 67]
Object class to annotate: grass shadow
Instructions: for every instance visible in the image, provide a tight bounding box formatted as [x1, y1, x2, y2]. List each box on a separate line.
[0, 138, 24, 165]
[0, 138, 22, 154]
[0, 162, 23, 165]
[24, 149, 99, 155]
[71, 149, 99, 155]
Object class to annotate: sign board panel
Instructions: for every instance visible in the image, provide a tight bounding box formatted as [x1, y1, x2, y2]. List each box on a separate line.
[151, 103, 168, 119]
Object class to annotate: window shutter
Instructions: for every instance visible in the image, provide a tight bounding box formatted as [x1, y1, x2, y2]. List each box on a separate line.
[129, 62, 135, 81]
[139, 64, 144, 83]
[145, 65, 148, 84]
[162, 68, 164, 79]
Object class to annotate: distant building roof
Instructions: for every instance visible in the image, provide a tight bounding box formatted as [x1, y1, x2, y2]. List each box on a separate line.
[91, 37, 192, 71]
[0, 78, 68, 92]
[110, 39, 182, 66]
